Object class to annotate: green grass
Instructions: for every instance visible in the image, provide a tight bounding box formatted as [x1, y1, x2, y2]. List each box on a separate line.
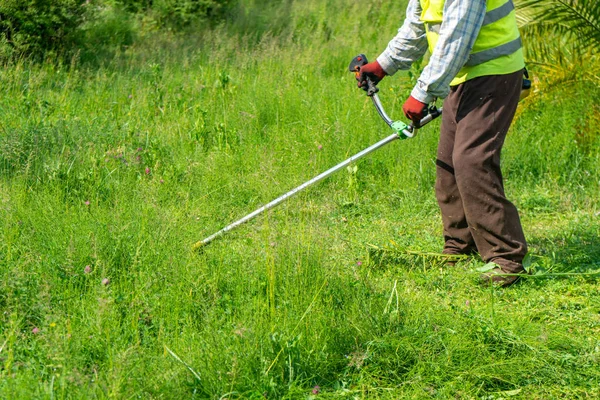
[0, 0, 599, 398]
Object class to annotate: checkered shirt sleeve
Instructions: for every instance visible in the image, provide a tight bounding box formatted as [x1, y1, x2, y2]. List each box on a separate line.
[377, 0, 487, 103]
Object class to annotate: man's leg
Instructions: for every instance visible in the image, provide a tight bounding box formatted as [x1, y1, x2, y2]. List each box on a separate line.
[436, 86, 477, 256]
[452, 70, 528, 273]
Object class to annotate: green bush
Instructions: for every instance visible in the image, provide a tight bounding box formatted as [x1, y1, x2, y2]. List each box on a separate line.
[0, 0, 234, 61]
[0, 0, 90, 60]
[76, 4, 136, 62]
[118, 0, 234, 28]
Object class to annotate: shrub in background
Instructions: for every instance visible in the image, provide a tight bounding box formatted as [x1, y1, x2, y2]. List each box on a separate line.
[76, 3, 136, 62]
[117, 0, 234, 28]
[0, 0, 91, 61]
[0, 0, 234, 62]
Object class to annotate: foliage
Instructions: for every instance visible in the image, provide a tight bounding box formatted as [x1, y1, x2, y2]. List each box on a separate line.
[515, 0, 600, 150]
[0, 0, 90, 60]
[0, 0, 235, 61]
[516, 0, 600, 55]
[125, 0, 234, 28]
[74, 3, 137, 63]
[516, 0, 600, 85]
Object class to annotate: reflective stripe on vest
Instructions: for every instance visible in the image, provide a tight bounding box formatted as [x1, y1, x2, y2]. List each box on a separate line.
[426, 0, 515, 35]
[421, 0, 522, 67]
[465, 36, 522, 66]
[482, 0, 515, 26]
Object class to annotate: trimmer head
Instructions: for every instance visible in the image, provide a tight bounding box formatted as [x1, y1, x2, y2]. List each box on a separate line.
[192, 241, 205, 252]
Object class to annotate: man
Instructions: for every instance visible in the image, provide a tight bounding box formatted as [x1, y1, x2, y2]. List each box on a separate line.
[357, 0, 527, 286]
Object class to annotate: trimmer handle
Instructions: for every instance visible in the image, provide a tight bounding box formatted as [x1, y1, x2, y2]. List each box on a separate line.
[520, 68, 532, 101]
[349, 54, 379, 97]
[411, 105, 440, 129]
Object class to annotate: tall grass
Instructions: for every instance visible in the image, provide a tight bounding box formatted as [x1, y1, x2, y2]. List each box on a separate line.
[0, 0, 599, 398]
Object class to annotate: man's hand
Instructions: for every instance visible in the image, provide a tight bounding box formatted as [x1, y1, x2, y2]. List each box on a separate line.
[402, 95, 428, 124]
[357, 60, 387, 91]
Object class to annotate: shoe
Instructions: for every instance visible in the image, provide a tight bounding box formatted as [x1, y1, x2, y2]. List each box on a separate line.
[443, 251, 477, 267]
[444, 256, 464, 267]
[443, 246, 478, 267]
[479, 267, 527, 287]
[445, 259, 458, 267]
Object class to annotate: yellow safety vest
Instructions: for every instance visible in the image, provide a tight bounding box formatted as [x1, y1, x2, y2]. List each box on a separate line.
[420, 0, 524, 86]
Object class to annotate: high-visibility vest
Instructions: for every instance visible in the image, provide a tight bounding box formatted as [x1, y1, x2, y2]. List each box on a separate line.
[420, 0, 524, 86]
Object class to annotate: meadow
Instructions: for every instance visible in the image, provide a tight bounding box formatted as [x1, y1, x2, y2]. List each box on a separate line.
[0, 0, 599, 398]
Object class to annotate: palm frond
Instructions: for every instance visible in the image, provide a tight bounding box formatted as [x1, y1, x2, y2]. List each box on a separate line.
[514, 0, 600, 90]
[516, 0, 600, 53]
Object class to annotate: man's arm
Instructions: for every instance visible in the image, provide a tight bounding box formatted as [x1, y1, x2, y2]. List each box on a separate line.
[376, 0, 428, 75]
[411, 0, 486, 104]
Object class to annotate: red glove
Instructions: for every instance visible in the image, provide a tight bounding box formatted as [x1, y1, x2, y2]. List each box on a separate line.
[357, 60, 387, 90]
[402, 95, 428, 124]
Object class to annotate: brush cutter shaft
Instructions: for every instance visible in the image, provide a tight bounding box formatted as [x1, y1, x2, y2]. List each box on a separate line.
[193, 108, 442, 249]
[193, 108, 442, 250]
[195, 132, 402, 248]
[192, 58, 443, 250]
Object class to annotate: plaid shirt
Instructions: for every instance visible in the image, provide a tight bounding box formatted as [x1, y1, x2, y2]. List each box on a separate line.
[376, 0, 487, 103]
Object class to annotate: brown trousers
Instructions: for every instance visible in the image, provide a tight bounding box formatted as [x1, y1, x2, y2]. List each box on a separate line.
[436, 70, 527, 273]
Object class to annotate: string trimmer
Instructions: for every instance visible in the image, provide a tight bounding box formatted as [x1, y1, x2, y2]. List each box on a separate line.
[192, 54, 442, 251]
